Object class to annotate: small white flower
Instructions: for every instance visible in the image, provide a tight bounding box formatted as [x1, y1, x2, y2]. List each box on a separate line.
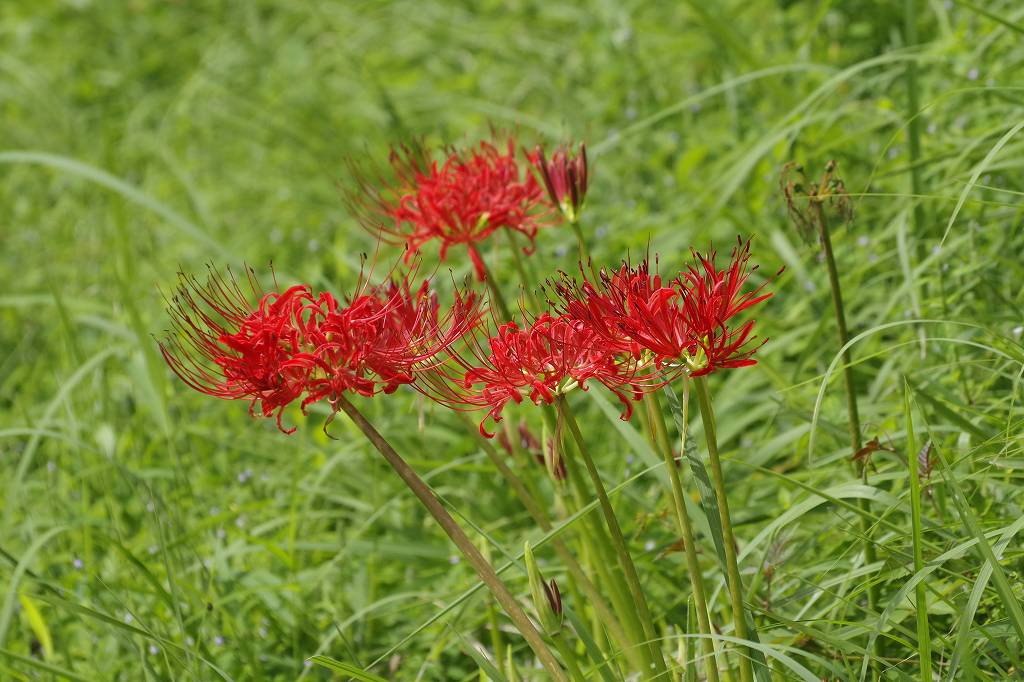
[72, 557, 84, 570]
[148, 644, 159, 655]
[448, 555, 460, 565]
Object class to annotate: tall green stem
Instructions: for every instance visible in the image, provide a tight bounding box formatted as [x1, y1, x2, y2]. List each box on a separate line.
[334, 394, 568, 682]
[813, 201, 882, 671]
[569, 220, 599, 281]
[904, 0, 925, 244]
[905, 382, 931, 680]
[553, 633, 588, 682]
[540, 406, 651, 675]
[646, 390, 722, 682]
[458, 413, 631, 652]
[505, 230, 542, 312]
[692, 377, 752, 682]
[570, 220, 590, 267]
[557, 397, 669, 679]
[476, 250, 513, 322]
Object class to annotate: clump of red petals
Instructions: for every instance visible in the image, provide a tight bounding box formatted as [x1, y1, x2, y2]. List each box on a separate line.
[531, 143, 588, 223]
[675, 238, 776, 376]
[548, 237, 777, 377]
[548, 257, 690, 361]
[421, 312, 662, 437]
[347, 136, 549, 281]
[160, 268, 318, 433]
[299, 278, 483, 409]
[160, 267, 483, 433]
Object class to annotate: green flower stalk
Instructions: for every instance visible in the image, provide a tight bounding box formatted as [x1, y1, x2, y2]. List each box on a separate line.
[782, 161, 882, 672]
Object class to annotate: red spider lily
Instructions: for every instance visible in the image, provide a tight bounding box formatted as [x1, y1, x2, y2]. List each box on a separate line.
[299, 278, 484, 410]
[547, 258, 690, 362]
[423, 312, 659, 437]
[547, 238, 776, 377]
[531, 143, 588, 223]
[675, 238, 776, 376]
[160, 267, 484, 433]
[159, 268, 319, 433]
[347, 136, 549, 281]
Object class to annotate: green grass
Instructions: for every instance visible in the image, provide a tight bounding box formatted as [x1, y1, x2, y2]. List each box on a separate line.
[3, 1, 1024, 679]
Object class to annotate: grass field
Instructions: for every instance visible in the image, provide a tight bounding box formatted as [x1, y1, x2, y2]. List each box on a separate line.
[2, 1, 1024, 680]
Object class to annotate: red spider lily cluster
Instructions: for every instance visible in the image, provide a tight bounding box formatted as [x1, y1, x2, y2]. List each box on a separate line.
[347, 137, 552, 281]
[160, 267, 482, 433]
[418, 312, 665, 437]
[161, 132, 777, 438]
[549, 239, 775, 377]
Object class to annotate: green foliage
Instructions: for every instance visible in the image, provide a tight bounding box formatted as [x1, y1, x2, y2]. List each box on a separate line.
[2, 0, 1024, 679]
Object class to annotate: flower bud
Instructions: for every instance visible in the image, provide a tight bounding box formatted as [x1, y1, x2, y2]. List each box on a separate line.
[531, 143, 588, 224]
[524, 541, 563, 635]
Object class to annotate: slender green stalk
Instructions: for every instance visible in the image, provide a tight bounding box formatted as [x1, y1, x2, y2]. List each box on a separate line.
[691, 377, 752, 682]
[904, 0, 925, 243]
[505, 229, 542, 312]
[540, 405, 650, 663]
[646, 389, 722, 682]
[570, 489, 651, 674]
[555, 419, 652, 674]
[557, 397, 669, 679]
[569, 220, 590, 267]
[904, 381, 931, 680]
[569, 219, 600, 281]
[475, 250, 513, 322]
[334, 394, 569, 682]
[458, 412, 630, 651]
[553, 634, 588, 682]
[812, 200, 883, 670]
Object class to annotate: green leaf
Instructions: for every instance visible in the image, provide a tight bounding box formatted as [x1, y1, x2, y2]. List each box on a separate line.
[16, 594, 53, 660]
[308, 656, 389, 681]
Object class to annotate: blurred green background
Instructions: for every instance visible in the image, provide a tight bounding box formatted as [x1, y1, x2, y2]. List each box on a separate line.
[2, 1, 1023, 679]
